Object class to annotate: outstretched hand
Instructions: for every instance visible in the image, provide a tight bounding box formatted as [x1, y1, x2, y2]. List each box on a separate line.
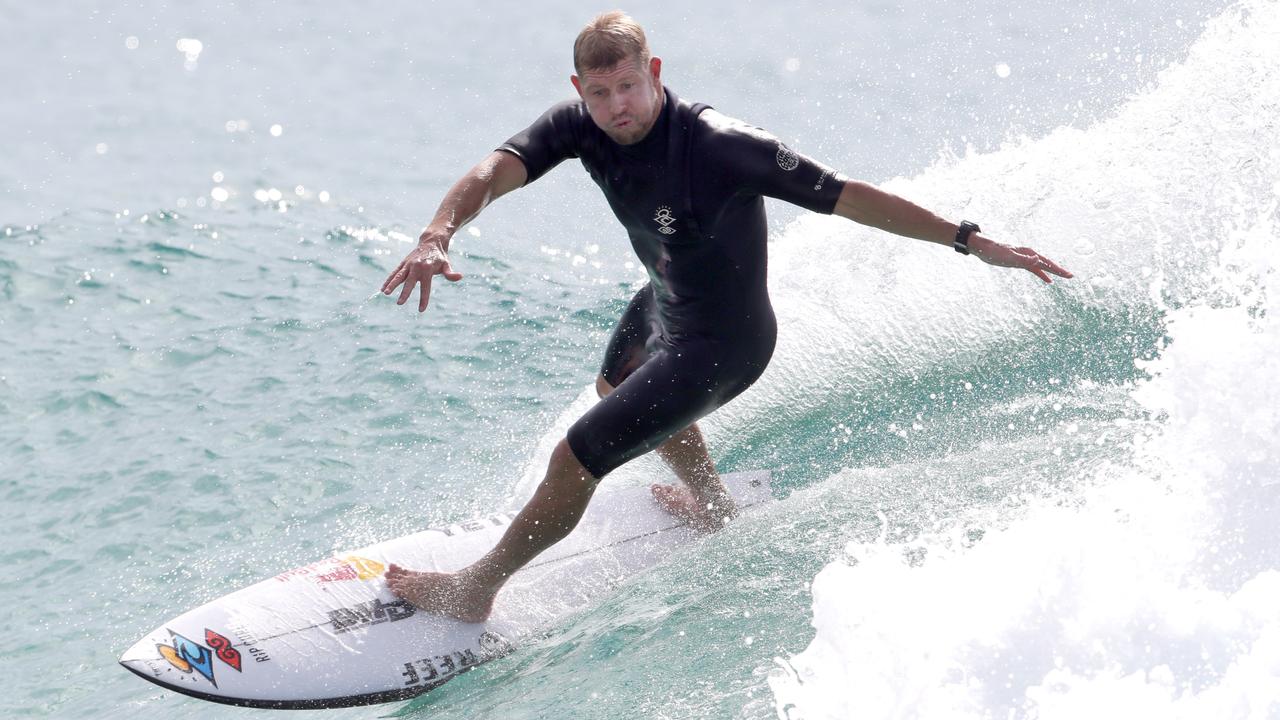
[381, 238, 463, 312]
[971, 236, 1073, 284]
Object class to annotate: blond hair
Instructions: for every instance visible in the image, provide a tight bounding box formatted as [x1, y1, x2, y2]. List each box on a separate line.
[573, 10, 651, 75]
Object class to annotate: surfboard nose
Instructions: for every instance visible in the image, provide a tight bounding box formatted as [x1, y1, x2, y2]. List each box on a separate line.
[119, 629, 195, 692]
[118, 624, 248, 704]
[119, 631, 161, 673]
[118, 655, 158, 686]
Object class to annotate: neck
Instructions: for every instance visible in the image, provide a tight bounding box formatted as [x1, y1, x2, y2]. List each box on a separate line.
[630, 86, 667, 144]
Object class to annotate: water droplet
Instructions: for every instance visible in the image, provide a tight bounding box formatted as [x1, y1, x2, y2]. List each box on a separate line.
[176, 38, 203, 69]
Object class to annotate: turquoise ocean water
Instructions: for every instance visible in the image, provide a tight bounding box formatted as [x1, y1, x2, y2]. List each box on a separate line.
[5, 1, 1277, 718]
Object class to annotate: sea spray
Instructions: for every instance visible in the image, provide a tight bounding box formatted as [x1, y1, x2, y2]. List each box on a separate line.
[770, 3, 1280, 716]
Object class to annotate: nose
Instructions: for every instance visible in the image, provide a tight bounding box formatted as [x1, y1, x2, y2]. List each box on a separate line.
[609, 92, 628, 117]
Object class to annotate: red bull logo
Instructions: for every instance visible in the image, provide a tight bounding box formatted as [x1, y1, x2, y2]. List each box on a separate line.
[274, 555, 385, 583]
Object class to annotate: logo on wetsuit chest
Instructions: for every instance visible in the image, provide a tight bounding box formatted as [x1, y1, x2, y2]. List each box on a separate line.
[653, 205, 677, 235]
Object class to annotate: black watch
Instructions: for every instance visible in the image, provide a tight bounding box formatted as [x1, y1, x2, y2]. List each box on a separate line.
[953, 220, 980, 255]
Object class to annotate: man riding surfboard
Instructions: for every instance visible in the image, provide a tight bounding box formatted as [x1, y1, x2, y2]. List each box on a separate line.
[381, 11, 1071, 623]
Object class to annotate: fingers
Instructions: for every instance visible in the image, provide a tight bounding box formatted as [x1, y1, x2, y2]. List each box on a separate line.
[382, 253, 463, 312]
[381, 262, 407, 295]
[396, 266, 423, 306]
[441, 261, 463, 283]
[1040, 255, 1073, 279]
[1011, 248, 1073, 284]
[418, 274, 432, 313]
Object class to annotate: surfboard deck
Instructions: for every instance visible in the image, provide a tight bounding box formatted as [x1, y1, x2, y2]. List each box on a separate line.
[120, 470, 773, 709]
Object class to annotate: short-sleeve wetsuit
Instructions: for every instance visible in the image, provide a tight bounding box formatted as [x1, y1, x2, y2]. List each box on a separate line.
[498, 87, 847, 479]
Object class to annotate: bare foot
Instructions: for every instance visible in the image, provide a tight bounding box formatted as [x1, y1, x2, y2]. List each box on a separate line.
[385, 563, 495, 624]
[651, 484, 733, 533]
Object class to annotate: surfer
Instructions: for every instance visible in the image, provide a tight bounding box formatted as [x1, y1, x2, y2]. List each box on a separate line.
[381, 11, 1072, 622]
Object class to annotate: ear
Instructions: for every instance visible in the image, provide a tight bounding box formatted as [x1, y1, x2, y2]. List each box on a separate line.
[649, 56, 662, 83]
[571, 74, 583, 98]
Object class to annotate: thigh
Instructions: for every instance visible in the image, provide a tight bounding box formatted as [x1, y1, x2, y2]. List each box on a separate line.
[599, 284, 660, 388]
[568, 340, 721, 479]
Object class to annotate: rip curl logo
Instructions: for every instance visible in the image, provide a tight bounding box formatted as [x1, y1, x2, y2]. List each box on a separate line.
[156, 628, 243, 687]
[776, 142, 800, 171]
[654, 206, 677, 235]
[203, 628, 243, 672]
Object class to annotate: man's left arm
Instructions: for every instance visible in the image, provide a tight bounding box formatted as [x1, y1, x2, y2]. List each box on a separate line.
[833, 180, 1073, 284]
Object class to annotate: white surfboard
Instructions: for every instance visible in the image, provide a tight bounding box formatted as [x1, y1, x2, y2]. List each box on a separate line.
[120, 470, 772, 709]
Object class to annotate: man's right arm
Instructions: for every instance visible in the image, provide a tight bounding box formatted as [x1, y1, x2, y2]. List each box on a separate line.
[381, 150, 527, 312]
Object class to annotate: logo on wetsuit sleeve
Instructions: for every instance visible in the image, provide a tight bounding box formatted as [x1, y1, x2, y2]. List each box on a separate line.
[653, 205, 677, 235]
[815, 168, 833, 191]
[776, 142, 800, 171]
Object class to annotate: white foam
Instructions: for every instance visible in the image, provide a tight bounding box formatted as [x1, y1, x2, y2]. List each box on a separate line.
[707, 0, 1280, 446]
[770, 2, 1280, 716]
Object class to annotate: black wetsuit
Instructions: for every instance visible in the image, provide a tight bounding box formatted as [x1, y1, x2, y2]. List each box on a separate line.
[498, 87, 846, 479]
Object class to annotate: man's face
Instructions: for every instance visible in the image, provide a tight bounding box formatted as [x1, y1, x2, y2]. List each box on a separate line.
[572, 56, 664, 146]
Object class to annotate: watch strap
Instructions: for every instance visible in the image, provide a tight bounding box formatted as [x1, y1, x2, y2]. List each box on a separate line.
[953, 220, 981, 255]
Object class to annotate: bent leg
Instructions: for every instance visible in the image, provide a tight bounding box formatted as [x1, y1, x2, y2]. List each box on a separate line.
[594, 374, 737, 531]
[387, 437, 597, 622]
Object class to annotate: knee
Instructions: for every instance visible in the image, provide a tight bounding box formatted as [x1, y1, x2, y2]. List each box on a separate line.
[552, 437, 599, 484]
